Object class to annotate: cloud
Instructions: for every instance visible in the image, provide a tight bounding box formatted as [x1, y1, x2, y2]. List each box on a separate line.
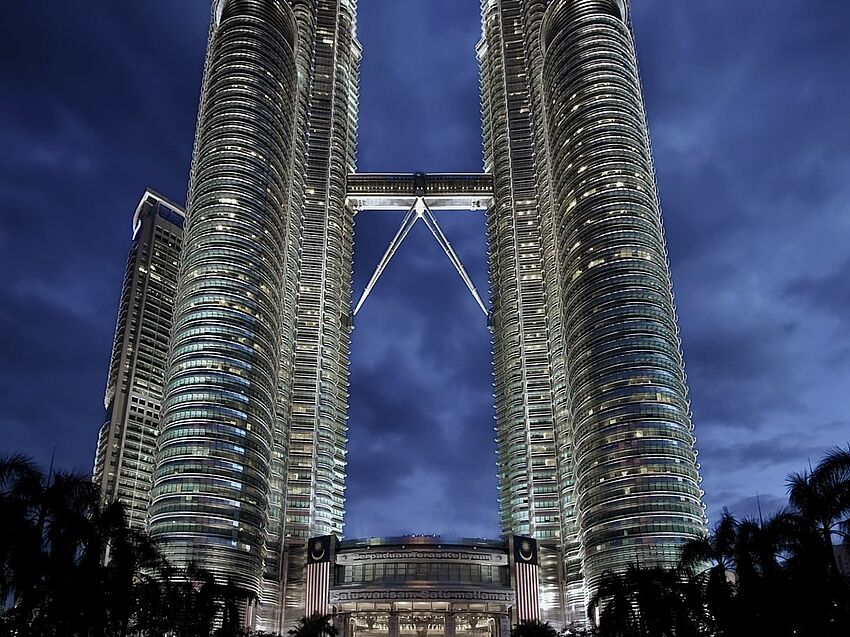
[699, 433, 827, 473]
[627, 0, 850, 521]
[722, 494, 788, 524]
[785, 260, 850, 333]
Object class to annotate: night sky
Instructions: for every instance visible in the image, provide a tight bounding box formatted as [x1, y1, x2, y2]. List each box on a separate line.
[1, 0, 849, 540]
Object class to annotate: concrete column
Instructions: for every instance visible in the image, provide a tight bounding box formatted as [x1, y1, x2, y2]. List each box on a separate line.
[497, 615, 511, 637]
[445, 613, 456, 637]
[389, 612, 400, 637]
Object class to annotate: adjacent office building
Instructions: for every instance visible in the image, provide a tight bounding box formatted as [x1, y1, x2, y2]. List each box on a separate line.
[95, 0, 706, 631]
[93, 189, 184, 530]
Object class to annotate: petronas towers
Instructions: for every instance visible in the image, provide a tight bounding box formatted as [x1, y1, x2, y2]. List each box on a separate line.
[94, 0, 706, 630]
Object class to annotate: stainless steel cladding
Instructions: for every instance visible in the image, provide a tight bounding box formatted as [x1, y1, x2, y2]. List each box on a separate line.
[149, 0, 299, 596]
[541, 0, 706, 591]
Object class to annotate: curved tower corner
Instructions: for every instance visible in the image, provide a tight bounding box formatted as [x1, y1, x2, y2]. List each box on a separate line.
[541, 0, 707, 592]
[149, 0, 300, 597]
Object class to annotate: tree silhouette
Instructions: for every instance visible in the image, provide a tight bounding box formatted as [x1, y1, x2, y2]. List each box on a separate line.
[589, 565, 707, 637]
[0, 453, 258, 637]
[0, 454, 109, 636]
[786, 445, 850, 634]
[288, 613, 338, 637]
[5, 446, 850, 636]
[510, 620, 558, 637]
[680, 511, 738, 635]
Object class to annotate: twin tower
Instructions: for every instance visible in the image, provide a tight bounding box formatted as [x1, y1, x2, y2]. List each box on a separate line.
[95, 0, 706, 632]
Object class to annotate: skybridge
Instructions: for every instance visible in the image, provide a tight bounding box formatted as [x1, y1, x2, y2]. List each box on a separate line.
[346, 172, 494, 318]
[347, 172, 494, 212]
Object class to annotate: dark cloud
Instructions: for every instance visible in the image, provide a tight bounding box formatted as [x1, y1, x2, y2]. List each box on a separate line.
[721, 494, 789, 524]
[700, 433, 826, 473]
[684, 320, 806, 430]
[1, 0, 849, 539]
[629, 0, 850, 523]
[785, 260, 850, 334]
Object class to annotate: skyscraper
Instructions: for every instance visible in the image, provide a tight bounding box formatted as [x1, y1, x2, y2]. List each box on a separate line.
[479, 0, 706, 611]
[146, 0, 359, 629]
[276, 0, 359, 626]
[149, 0, 302, 613]
[95, 0, 706, 630]
[93, 189, 184, 530]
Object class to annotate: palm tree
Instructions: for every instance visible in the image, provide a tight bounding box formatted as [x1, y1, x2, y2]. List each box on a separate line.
[0, 455, 104, 636]
[589, 569, 639, 637]
[787, 446, 850, 575]
[2, 453, 283, 636]
[681, 509, 814, 637]
[680, 511, 738, 635]
[214, 580, 256, 637]
[0, 454, 44, 613]
[509, 620, 558, 637]
[0, 453, 174, 637]
[589, 565, 706, 637]
[786, 447, 850, 632]
[24, 470, 109, 636]
[94, 500, 169, 637]
[165, 563, 221, 637]
[288, 613, 338, 637]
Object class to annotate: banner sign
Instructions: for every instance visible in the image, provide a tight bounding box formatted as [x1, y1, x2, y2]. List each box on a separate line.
[329, 588, 515, 603]
[511, 536, 540, 622]
[336, 550, 508, 565]
[306, 536, 336, 616]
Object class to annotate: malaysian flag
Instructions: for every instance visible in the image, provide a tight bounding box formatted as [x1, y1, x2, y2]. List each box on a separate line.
[305, 535, 334, 617]
[511, 535, 540, 622]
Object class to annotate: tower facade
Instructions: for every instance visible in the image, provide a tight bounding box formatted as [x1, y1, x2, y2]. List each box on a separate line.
[478, 0, 585, 622]
[146, 0, 359, 630]
[93, 190, 184, 530]
[150, 0, 303, 600]
[278, 0, 360, 625]
[480, 0, 706, 615]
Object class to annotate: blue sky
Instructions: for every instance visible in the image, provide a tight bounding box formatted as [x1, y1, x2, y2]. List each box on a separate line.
[1, 0, 850, 539]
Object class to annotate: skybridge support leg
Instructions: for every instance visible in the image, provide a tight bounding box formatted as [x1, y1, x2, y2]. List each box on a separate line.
[353, 203, 419, 317]
[420, 203, 489, 317]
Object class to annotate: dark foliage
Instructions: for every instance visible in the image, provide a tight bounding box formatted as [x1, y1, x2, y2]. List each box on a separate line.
[510, 620, 559, 637]
[589, 446, 850, 637]
[0, 453, 257, 637]
[287, 613, 337, 637]
[4, 447, 850, 636]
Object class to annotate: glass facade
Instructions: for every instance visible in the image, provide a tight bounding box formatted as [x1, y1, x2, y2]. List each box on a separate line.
[327, 537, 517, 637]
[479, 0, 707, 615]
[539, 0, 706, 592]
[478, 0, 584, 621]
[336, 563, 509, 587]
[284, 0, 359, 552]
[277, 0, 360, 629]
[143, 0, 360, 629]
[149, 0, 300, 596]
